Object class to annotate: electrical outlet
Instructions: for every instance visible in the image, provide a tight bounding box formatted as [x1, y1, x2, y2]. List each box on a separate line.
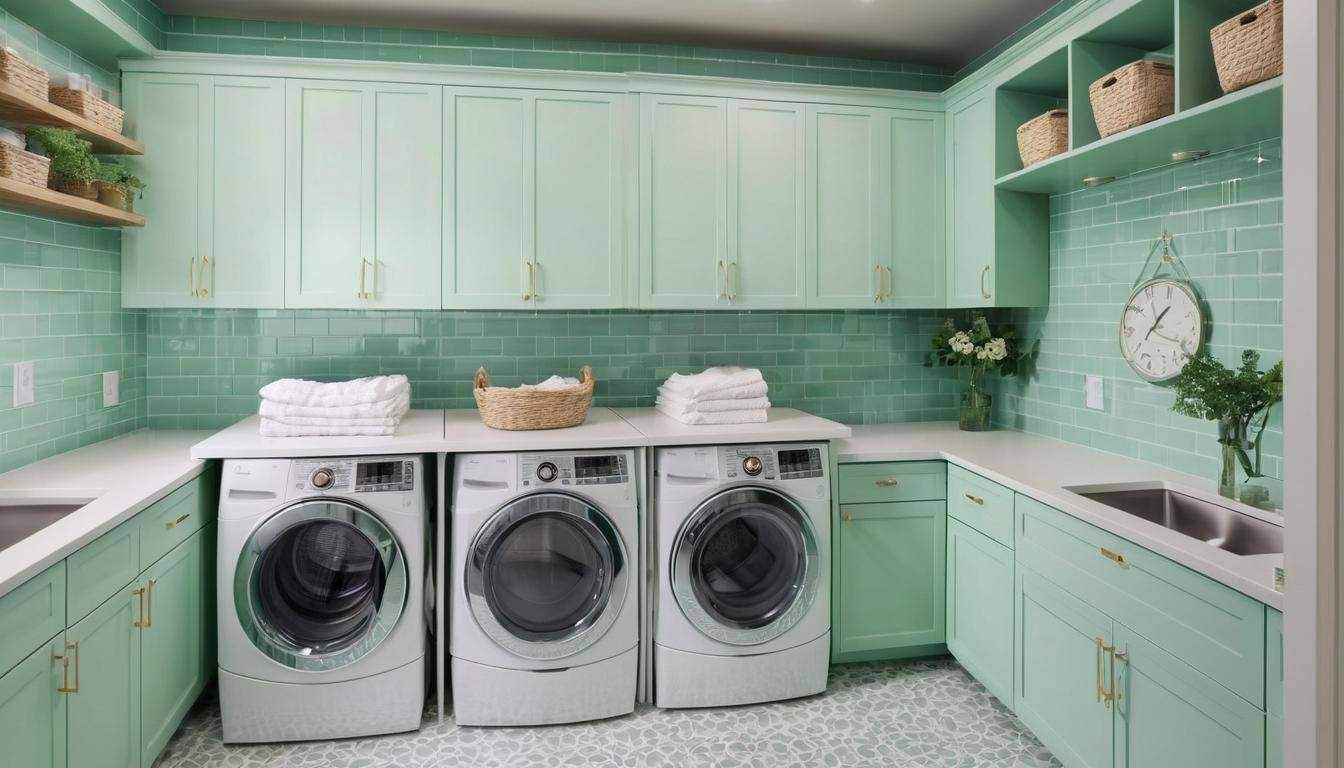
[12, 361, 33, 407]
[1085, 375, 1104, 410]
[102, 371, 119, 407]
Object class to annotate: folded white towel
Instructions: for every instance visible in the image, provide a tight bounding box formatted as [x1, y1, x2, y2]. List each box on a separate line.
[519, 375, 581, 391]
[259, 391, 410, 422]
[259, 375, 409, 408]
[259, 419, 397, 438]
[656, 393, 771, 415]
[655, 403, 769, 425]
[662, 367, 766, 400]
[657, 381, 767, 402]
[259, 412, 404, 428]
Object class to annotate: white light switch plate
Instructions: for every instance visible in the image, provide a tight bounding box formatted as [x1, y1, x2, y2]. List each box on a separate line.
[13, 361, 33, 407]
[1085, 375, 1104, 410]
[102, 371, 119, 407]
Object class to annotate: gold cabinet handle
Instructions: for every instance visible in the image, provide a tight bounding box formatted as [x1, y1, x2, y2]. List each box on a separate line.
[874, 264, 883, 303]
[726, 261, 738, 301]
[842, 514, 853, 523]
[196, 255, 210, 297]
[54, 640, 79, 693]
[883, 265, 893, 301]
[875, 478, 900, 487]
[358, 258, 375, 299]
[134, 579, 155, 628]
[717, 259, 728, 300]
[964, 493, 985, 505]
[1100, 547, 1127, 566]
[133, 584, 147, 628]
[188, 256, 196, 297]
[980, 264, 992, 300]
[1111, 646, 1125, 705]
[165, 512, 190, 529]
[1096, 637, 1117, 707]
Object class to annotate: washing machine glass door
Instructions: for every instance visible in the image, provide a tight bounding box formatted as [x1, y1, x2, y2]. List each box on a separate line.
[235, 499, 408, 671]
[466, 492, 627, 660]
[672, 486, 820, 646]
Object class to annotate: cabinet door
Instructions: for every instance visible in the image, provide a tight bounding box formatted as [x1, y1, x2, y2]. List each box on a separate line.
[833, 501, 945, 660]
[1113, 624, 1265, 768]
[726, 99, 805, 309]
[805, 104, 886, 308]
[886, 109, 946, 307]
[946, 91, 995, 308]
[639, 94, 728, 308]
[67, 585, 140, 768]
[140, 529, 208, 765]
[946, 519, 1014, 708]
[121, 73, 207, 308]
[1015, 566, 1114, 768]
[199, 77, 286, 308]
[0, 635, 66, 768]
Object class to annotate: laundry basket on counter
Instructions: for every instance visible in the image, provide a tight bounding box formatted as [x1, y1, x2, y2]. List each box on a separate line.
[473, 365, 594, 430]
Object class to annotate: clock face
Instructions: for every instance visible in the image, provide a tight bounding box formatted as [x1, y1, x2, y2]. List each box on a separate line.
[1120, 278, 1203, 382]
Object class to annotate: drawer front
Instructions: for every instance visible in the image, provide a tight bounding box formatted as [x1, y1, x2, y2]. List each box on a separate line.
[837, 461, 946, 504]
[947, 464, 1014, 547]
[140, 472, 216, 570]
[1015, 494, 1265, 705]
[0, 562, 65, 677]
[66, 515, 141, 623]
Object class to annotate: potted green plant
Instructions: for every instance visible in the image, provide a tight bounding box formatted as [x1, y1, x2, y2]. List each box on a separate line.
[927, 316, 1026, 431]
[1169, 349, 1283, 507]
[27, 126, 99, 199]
[93, 162, 145, 212]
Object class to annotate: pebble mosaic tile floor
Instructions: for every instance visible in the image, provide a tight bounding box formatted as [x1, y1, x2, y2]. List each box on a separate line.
[154, 659, 1058, 767]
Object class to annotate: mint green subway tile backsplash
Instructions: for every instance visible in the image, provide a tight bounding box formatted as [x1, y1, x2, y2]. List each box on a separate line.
[993, 138, 1283, 483]
[144, 310, 966, 430]
[0, 8, 122, 102]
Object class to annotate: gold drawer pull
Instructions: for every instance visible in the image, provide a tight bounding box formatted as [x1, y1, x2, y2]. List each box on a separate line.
[964, 493, 985, 505]
[54, 641, 79, 693]
[1100, 547, 1127, 566]
[165, 512, 190, 529]
[842, 514, 853, 524]
[874, 478, 900, 487]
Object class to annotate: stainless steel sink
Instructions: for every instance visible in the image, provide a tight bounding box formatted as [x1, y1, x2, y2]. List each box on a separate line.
[1075, 487, 1283, 556]
[0, 500, 91, 552]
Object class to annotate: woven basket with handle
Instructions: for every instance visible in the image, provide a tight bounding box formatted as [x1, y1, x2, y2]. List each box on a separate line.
[48, 87, 125, 134]
[0, 49, 48, 101]
[1016, 109, 1069, 167]
[473, 365, 595, 430]
[1089, 60, 1174, 138]
[1211, 0, 1283, 94]
[0, 143, 50, 188]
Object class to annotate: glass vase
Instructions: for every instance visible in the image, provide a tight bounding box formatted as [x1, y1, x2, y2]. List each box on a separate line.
[959, 384, 992, 431]
[1217, 417, 1273, 508]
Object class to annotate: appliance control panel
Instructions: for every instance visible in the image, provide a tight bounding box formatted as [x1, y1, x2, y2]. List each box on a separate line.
[293, 456, 417, 493]
[721, 445, 825, 481]
[520, 452, 631, 489]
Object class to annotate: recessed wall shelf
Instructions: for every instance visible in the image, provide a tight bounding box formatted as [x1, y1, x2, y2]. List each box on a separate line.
[0, 80, 144, 155]
[0, 176, 145, 227]
[994, 76, 1280, 194]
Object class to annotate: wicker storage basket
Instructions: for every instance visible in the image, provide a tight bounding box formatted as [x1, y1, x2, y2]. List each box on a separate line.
[1089, 60, 1175, 138]
[474, 365, 595, 430]
[1211, 0, 1283, 93]
[0, 143, 51, 188]
[1016, 109, 1069, 167]
[0, 48, 48, 101]
[48, 87, 125, 134]
[49, 172, 98, 199]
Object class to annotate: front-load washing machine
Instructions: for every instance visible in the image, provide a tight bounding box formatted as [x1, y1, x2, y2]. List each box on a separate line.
[451, 450, 638, 726]
[653, 443, 831, 708]
[217, 455, 427, 743]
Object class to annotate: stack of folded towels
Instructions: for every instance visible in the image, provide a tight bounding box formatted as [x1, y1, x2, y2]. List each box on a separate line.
[258, 375, 410, 437]
[655, 367, 770, 425]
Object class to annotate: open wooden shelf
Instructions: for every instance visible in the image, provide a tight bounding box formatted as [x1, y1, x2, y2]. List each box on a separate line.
[995, 76, 1281, 194]
[0, 176, 144, 227]
[0, 80, 143, 155]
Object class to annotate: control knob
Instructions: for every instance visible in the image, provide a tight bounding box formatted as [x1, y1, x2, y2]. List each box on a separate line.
[742, 456, 763, 476]
[536, 462, 559, 483]
[311, 467, 335, 489]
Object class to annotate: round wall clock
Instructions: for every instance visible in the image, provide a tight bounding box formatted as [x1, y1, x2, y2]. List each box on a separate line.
[1120, 277, 1204, 382]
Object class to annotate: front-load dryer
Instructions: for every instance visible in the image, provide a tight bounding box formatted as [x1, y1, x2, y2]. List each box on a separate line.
[217, 456, 427, 743]
[451, 450, 638, 726]
[653, 443, 831, 708]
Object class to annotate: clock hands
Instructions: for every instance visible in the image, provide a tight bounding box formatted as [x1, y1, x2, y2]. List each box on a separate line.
[1145, 305, 1171, 340]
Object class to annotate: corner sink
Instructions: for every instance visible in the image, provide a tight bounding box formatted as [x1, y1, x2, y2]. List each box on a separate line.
[1074, 487, 1283, 556]
[0, 499, 92, 552]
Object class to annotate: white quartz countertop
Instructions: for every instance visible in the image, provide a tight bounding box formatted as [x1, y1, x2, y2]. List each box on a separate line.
[612, 407, 853, 446]
[191, 410, 448, 459]
[835, 422, 1284, 609]
[0, 430, 210, 599]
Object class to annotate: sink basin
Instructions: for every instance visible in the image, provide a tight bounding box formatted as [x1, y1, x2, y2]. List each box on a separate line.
[0, 500, 91, 552]
[1075, 487, 1283, 556]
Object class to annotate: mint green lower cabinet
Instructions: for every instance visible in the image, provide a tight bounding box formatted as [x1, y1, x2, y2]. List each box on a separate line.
[0, 561, 65, 678]
[832, 500, 946, 662]
[1112, 623, 1265, 768]
[1015, 566, 1114, 768]
[67, 585, 141, 768]
[946, 519, 1014, 708]
[0, 634, 66, 768]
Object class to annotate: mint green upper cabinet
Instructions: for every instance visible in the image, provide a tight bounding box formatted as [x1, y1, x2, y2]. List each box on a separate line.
[445, 88, 624, 309]
[946, 519, 1014, 708]
[805, 104, 883, 308]
[0, 635, 66, 768]
[140, 528, 209, 765]
[639, 94, 728, 309]
[886, 109, 947, 307]
[726, 100, 806, 309]
[285, 80, 442, 309]
[67, 584, 140, 768]
[122, 74, 285, 309]
[947, 90, 996, 308]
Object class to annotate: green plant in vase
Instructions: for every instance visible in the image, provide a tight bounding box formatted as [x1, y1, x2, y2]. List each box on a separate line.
[1169, 349, 1283, 508]
[927, 316, 1024, 431]
[27, 126, 99, 198]
[93, 162, 145, 212]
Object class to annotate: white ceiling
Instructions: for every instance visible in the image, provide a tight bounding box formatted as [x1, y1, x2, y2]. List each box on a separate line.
[155, 0, 1061, 68]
